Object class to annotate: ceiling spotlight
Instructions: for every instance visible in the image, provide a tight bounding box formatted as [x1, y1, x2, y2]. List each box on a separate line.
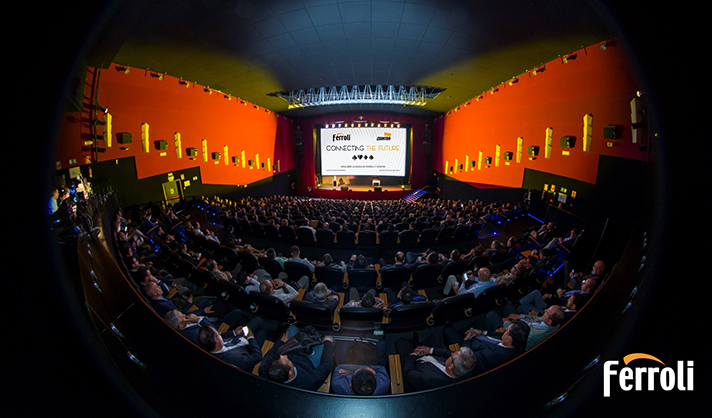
[508, 78, 519, 85]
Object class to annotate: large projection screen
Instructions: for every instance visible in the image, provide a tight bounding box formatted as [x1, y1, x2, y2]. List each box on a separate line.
[319, 127, 407, 177]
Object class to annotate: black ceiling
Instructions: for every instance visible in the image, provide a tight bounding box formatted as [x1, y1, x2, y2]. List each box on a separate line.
[86, 0, 616, 120]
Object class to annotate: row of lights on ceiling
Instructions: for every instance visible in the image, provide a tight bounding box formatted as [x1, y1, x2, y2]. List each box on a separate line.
[325, 122, 401, 128]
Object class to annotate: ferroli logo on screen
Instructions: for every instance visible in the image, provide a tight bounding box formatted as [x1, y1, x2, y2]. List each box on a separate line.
[332, 133, 351, 141]
[376, 132, 392, 141]
[603, 353, 693, 397]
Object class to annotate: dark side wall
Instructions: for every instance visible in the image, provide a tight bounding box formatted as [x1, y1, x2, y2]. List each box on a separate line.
[90, 156, 296, 208]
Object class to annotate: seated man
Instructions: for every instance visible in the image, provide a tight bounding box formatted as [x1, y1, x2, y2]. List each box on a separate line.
[197, 324, 262, 371]
[288, 245, 316, 274]
[487, 305, 565, 351]
[542, 277, 599, 308]
[344, 289, 385, 309]
[165, 309, 217, 344]
[566, 260, 606, 289]
[331, 340, 389, 396]
[145, 281, 195, 318]
[146, 282, 244, 327]
[443, 319, 530, 373]
[260, 329, 335, 391]
[441, 268, 494, 297]
[395, 334, 476, 392]
[259, 278, 300, 306]
[303, 282, 340, 314]
[384, 283, 426, 309]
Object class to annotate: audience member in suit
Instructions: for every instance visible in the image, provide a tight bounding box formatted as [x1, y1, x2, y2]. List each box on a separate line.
[303, 282, 340, 314]
[378, 251, 406, 270]
[145, 282, 245, 327]
[395, 333, 476, 392]
[542, 277, 599, 308]
[443, 319, 530, 373]
[561, 292, 585, 325]
[165, 309, 217, 344]
[145, 281, 188, 318]
[331, 340, 390, 396]
[260, 330, 335, 391]
[197, 324, 263, 371]
[489, 305, 565, 351]
[166, 309, 278, 346]
[566, 260, 606, 289]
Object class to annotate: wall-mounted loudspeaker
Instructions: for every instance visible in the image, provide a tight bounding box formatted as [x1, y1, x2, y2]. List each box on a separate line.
[503, 152, 513, 160]
[231, 156, 239, 163]
[186, 147, 197, 156]
[484, 157, 492, 164]
[527, 146, 540, 156]
[155, 140, 168, 150]
[423, 130, 432, 143]
[211, 152, 221, 160]
[117, 132, 132, 144]
[560, 136, 576, 148]
[374, 186, 382, 192]
[603, 125, 620, 139]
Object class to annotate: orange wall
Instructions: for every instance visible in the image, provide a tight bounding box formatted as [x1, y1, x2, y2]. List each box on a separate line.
[434, 40, 647, 188]
[55, 63, 294, 185]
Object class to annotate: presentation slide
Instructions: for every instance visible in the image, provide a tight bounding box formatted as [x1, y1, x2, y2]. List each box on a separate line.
[319, 127, 407, 176]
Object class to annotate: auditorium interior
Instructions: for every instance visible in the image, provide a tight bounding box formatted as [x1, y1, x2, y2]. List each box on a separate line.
[17, 1, 702, 417]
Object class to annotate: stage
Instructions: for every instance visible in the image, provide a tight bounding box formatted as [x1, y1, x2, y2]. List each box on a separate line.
[307, 185, 413, 200]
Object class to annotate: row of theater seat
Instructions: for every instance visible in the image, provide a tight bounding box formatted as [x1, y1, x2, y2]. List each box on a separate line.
[159, 237, 553, 335]
[195, 198, 487, 248]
